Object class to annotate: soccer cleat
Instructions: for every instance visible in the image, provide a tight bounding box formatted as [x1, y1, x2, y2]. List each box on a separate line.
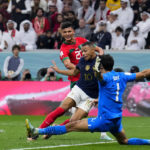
[93, 56, 101, 73]
[25, 119, 38, 139]
[100, 134, 113, 141]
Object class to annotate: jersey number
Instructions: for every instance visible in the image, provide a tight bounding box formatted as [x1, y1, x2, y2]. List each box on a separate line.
[75, 51, 82, 60]
[116, 83, 120, 102]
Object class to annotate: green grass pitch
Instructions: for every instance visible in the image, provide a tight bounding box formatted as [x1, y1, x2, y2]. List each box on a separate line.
[0, 116, 150, 150]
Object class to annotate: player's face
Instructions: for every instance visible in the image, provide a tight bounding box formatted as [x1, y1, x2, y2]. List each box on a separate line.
[61, 27, 75, 42]
[82, 45, 95, 61]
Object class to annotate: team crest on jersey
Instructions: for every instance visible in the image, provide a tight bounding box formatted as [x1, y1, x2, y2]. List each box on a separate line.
[85, 65, 90, 71]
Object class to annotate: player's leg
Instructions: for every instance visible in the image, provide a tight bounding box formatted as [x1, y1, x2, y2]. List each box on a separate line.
[39, 85, 81, 128]
[25, 119, 89, 137]
[39, 97, 76, 128]
[113, 129, 150, 145]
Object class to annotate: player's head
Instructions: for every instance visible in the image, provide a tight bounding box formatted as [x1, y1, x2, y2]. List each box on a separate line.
[81, 42, 96, 61]
[100, 54, 114, 71]
[12, 45, 20, 57]
[60, 21, 75, 42]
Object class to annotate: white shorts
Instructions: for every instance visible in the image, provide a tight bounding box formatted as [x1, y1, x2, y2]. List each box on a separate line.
[67, 85, 95, 113]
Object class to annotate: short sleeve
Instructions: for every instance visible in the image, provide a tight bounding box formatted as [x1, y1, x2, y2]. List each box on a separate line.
[60, 46, 69, 62]
[123, 72, 136, 82]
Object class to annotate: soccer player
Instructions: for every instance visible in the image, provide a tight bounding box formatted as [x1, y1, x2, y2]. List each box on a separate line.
[26, 54, 150, 145]
[28, 42, 110, 140]
[37, 22, 110, 140]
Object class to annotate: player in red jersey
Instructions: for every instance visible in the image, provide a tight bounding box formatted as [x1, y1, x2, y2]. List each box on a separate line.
[33, 22, 111, 141]
[60, 22, 103, 88]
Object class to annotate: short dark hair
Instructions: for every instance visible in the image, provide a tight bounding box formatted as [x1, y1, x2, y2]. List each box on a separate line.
[12, 45, 20, 51]
[36, 8, 44, 15]
[115, 26, 123, 33]
[114, 67, 124, 72]
[100, 54, 114, 71]
[61, 21, 74, 30]
[82, 41, 95, 48]
[130, 66, 139, 73]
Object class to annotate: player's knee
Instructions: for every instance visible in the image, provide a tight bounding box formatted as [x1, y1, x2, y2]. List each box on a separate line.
[118, 139, 128, 145]
[66, 121, 79, 131]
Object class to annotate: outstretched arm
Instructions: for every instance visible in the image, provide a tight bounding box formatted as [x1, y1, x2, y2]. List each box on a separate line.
[51, 60, 80, 76]
[136, 69, 150, 80]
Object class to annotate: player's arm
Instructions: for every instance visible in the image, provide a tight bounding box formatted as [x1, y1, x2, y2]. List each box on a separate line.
[51, 60, 80, 76]
[136, 69, 150, 80]
[95, 46, 104, 55]
[63, 59, 76, 70]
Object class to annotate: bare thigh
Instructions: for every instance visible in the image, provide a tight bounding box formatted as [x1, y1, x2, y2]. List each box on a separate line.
[70, 107, 88, 122]
[60, 97, 76, 111]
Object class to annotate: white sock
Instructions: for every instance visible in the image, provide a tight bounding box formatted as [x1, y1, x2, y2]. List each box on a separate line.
[101, 132, 107, 137]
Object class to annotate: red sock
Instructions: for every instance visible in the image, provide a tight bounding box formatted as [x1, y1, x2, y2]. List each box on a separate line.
[59, 119, 70, 126]
[40, 107, 65, 128]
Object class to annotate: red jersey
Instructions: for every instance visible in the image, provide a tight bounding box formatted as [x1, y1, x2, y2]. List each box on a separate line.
[60, 37, 88, 82]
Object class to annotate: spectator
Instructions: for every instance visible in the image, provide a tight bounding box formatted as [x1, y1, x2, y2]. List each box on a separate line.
[67, 11, 79, 29]
[106, 0, 121, 11]
[63, 0, 81, 14]
[77, 0, 94, 24]
[113, 0, 134, 32]
[3, 45, 24, 81]
[47, 2, 58, 32]
[106, 11, 120, 34]
[0, 0, 10, 23]
[138, 0, 150, 14]
[52, 13, 63, 34]
[0, 13, 7, 32]
[111, 26, 125, 50]
[32, 8, 50, 36]
[130, 65, 145, 82]
[136, 11, 150, 38]
[130, 0, 140, 25]
[75, 19, 92, 40]
[19, 20, 37, 51]
[127, 26, 145, 50]
[94, 0, 110, 23]
[37, 30, 55, 49]
[21, 69, 32, 81]
[41, 68, 63, 81]
[50, 0, 63, 13]
[0, 20, 20, 51]
[91, 20, 112, 49]
[30, 0, 41, 20]
[7, 0, 31, 28]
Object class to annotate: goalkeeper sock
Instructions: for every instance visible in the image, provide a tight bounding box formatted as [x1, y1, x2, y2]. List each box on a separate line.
[38, 125, 67, 135]
[40, 107, 65, 128]
[128, 138, 150, 145]
[60, 119, 70, 126]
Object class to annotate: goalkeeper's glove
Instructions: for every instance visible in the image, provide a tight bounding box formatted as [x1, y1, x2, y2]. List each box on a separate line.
[93, 56, 101, 73]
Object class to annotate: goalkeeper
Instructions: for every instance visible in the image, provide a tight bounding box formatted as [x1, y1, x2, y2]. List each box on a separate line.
[26, 53, 150, 145]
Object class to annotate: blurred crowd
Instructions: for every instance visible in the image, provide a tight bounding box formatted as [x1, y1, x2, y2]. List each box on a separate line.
[0, 0, 150, 51]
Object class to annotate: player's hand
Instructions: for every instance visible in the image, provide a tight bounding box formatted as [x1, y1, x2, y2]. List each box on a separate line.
[93, 56, 101, 73]
[51, 60, 59, 72]
[92, 99, 98, 107]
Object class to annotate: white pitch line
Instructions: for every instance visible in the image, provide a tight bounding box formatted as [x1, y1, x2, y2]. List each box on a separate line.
[10, 141, 116, 150]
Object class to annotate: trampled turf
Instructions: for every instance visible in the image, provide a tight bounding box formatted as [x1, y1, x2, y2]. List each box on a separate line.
[0, 116, 150, 150]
